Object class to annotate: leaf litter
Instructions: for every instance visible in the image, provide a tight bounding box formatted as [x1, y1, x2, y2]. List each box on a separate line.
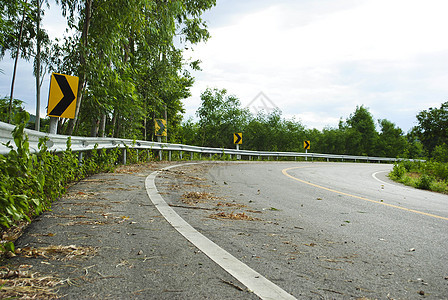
[182, 191, 217, 205]
[208, 212, 261, 221]
[15, 245, 97, 261]
[0, 265, 62, 299]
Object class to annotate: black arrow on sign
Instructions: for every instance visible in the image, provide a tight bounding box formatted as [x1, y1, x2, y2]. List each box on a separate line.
[234, 133, 242, 144]
[49, 74, 76, 117]
[304, 140, 310, 149]
[156, 119, 166, 134]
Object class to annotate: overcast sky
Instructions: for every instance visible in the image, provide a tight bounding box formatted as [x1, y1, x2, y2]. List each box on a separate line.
[1, 0, 448, 132]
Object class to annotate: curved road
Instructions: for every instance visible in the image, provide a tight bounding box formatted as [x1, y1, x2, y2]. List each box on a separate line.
[158, 162, 448, 299]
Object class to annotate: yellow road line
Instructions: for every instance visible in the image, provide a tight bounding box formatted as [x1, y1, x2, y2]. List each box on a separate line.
[282, 167, 448, 221]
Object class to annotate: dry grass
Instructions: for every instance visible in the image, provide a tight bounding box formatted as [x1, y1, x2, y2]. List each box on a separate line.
[0, 265, 61, 299]
[15, 245, 97, 261]
[182, 191, 216, 205]
[216, 202, 247, 208]
[1, 221, 29, 244]
[208, 212, 261, 221]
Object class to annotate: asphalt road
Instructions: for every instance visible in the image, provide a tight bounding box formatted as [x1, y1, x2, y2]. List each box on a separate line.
[158, 161, 448, 299]
[6, 161, 447, 299]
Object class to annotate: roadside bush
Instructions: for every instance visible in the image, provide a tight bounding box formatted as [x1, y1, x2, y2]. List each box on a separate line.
[0, 112, 122, 231]
[432, 144, 448, 163]
[432, 162, 448, 181]
[416, 174, 433, 190]
[390, 163, 407, 179]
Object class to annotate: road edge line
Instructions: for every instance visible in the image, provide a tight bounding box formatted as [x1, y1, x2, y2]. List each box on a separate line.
[145, 162, 297, 300]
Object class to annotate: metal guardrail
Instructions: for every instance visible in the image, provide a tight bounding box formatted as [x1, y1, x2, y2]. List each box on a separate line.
[0, 121, 401, 163]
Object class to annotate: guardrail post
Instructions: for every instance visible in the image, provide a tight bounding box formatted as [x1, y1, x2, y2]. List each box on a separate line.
[191, 152, 194, 160]
[136, 149, 139, 162]
[169, 151, 172, 161]
[123, 148, 127, 165]
[180, 151, 183, 160]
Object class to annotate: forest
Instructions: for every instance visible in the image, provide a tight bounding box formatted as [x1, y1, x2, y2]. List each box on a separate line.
[1, 0, 447, 161]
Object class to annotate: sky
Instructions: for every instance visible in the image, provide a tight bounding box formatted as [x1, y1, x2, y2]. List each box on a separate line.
[1, 0, 448, 133]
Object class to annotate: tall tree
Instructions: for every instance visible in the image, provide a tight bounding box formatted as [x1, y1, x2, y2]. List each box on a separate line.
[343, 105, 378, 156]
[376, 119, 407, 157]
[412, 101, 448, 156]
[54, 0, 215, 138]
[197, 88, 250, 148]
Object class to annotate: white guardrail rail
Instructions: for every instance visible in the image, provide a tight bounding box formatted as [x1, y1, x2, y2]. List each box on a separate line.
[0, 121, 401, 163]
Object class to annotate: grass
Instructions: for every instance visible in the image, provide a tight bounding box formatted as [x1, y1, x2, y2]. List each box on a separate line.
[389, 161, 448, 194]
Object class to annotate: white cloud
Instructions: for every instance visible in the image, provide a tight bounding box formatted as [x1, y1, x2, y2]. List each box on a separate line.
[184, 0, 448, 131]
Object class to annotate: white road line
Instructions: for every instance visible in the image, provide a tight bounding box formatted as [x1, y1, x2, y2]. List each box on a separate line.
[145, 163, 296, 300]
[371, 170, 394, 185]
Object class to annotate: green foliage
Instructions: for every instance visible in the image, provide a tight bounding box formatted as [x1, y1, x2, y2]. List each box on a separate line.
[389, 160, 448, 193]
[416, 174, 433, 190]
[0, 112, 122, 233]
[52, 0, 216, 139]
[340, 105, 377, 156]
[197, 88, 250, 148]
[0, 97, 25, 123]
[377, 119, 407, 157]
[390, 164, 407, 180]
[245, 110, 306, 152]
[412, 101, 448, 156]
[432, 144, 448, 163]
[185, 91, 414, 157]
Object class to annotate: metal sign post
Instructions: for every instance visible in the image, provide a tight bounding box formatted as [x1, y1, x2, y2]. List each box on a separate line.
[304, 140, 310, 161]
[155, 119, 167, 160]
[234, 133, 242, 160]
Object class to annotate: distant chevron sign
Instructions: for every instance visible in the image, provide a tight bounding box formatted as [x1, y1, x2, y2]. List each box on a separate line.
[155, 119, 167, 136]
[47, 73, 79, 119]
[304, 140, 310, 150]
[234, 133, 242, 144]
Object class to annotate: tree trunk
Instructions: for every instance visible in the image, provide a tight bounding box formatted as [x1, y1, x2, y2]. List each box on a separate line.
[143, 116, 147, 140]
[111, 110, 117, 137]
[66, 0, 92, 135]
[8, 0, 28, 124]
[90, 118, 99, 137]
[35, 0, 41, 131]
[100, 114, 106, 137]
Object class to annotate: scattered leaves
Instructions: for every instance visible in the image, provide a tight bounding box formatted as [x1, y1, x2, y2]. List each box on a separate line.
[16, 245, 97, 260]
[208, 212, 260, 221]
[182, 191, 216, 205]
[217, 202, 246, 208]
[0, 265, 61, 299]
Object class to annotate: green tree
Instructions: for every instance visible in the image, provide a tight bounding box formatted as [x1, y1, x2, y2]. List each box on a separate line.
[197, 88, 250, 148]
[317, 126, 346, 154]
[245, 110, 305, 152]
[376, 119, 407, 157]
[413, 101, 448, 157]
[54, 0, 215, 138]
[0, 97, 25, 123]
[342, 105, 378, 156]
